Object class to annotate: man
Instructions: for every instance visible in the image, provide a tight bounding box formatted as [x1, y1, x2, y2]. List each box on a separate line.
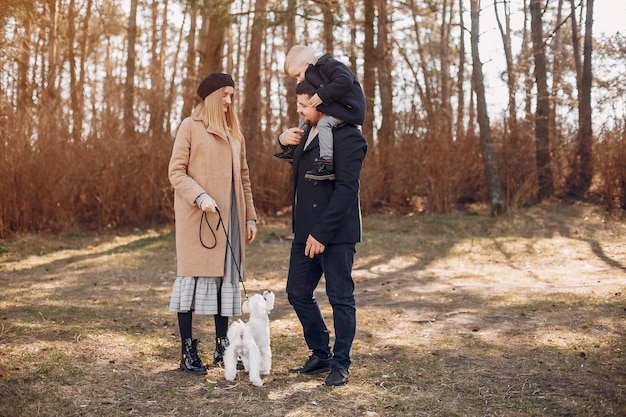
[277, 80, 367, 386]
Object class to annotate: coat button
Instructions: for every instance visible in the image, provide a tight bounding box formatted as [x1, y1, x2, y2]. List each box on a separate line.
[313, 203, 318, 208]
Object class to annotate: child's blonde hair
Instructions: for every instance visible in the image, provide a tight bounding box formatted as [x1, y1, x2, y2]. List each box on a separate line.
[284, 45, 317, 77]
[192, 86, 241, 142]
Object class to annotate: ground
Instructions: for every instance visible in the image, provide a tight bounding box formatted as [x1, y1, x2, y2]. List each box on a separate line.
[0, 202, 625, 416]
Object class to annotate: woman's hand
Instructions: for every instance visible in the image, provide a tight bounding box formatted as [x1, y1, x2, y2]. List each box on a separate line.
[200, 196, 218, 212]
[246, 223, 257, 243]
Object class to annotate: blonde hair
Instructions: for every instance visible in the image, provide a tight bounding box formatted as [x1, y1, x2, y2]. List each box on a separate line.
[284, 45, 317, 77]
[192, 86, 242, 142]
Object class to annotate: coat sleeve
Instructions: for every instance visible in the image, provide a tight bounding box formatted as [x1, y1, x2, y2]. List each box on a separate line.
[315, 60, 356, 105]
[168, 119, 207, 206]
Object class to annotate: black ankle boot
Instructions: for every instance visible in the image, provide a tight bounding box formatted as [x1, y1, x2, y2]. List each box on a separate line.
[214, 337, 244, 369]
[305, 157, 335, 180]
[180, 338, 207, 375]
[273, 145, 296, 162]
[213, 337, 229, 366]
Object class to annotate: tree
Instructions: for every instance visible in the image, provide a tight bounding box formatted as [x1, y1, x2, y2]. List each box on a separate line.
[148, 0, 168, 138]
[566, 0, 594, 198]
[197, 0, 232, 75]
[377, 0, 395, 202]
[124, 0, 138, 136]
[362, 0, 376, 146]
[241, 0, 267, 162]
[494, 0, 517, 126]
[181, 1, 199, 120]
[471, 0, 505, 215]
[530, 0, 554, 200]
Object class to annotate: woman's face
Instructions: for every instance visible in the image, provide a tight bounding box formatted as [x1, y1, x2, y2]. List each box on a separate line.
[222, 86, 234, 112]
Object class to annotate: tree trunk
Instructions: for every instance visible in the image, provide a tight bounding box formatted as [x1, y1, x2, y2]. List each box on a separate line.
[530, 0, 554, 200]
[285, 0, 298, 127]
[124, 0, 138, 136]
[347, 0, 358, 72]
[362, 0, 376, 146]
[377, 0, 395, 202]
[197, 0, 232, 76]
[241, 0, 267, 162]
[456, 0, 466, 142]
[494, 0, 517, 126]
[181, 4, 198, 120]
[566, 0, 594, 198]
[439, 0, 453, 144]
[521, 0, 533, 121]
[471, 0, 505, 215]
[149, 0, 167, 138]
[321, 0, 336, 52]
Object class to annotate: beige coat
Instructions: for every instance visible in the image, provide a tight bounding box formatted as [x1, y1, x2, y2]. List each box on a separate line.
[168, 116, 257, 278]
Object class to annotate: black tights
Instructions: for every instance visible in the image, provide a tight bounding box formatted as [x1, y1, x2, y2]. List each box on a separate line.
[177, 312, 229, 341]
[177, 281, 229, 342]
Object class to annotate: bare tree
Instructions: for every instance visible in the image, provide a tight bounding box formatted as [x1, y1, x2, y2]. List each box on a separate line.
[319, 0, 338, 52]
[241, 0, 267, 162]
[148, 0, 168, 138]
[494, 0, 517, 126]
[530, 0, 554, 200]
[181, 1, 199, 120]
[285, 0, 298, 127]
[377, 0, 395, 202]
[439, 0, 453, 144]
[456, 0, 466, 142]
[197, 0, 232, 75]
[362, 0, 376, 145]
[124, 0, 138, 136]
[471, 0, 505, 215]
[566, 0, 594, 197]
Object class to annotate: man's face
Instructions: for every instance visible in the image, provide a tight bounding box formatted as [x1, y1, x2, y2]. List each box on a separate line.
[296, 94, 322, 126]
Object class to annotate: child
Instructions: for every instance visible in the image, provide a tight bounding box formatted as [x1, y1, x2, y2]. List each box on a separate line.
[274, 45, 366, 180]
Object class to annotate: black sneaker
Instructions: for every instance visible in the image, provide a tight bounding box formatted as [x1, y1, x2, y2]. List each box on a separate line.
[305, 158, 335, 180]
[273, 145, 296, 162]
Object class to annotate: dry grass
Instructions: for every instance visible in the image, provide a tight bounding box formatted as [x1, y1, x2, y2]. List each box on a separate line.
[1, 202, 625, 416]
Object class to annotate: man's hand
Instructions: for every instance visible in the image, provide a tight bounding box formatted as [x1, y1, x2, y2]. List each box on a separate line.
[309, 93, 323, 107]
[279, 126, 305, 146]
[304, 234, 325, 258]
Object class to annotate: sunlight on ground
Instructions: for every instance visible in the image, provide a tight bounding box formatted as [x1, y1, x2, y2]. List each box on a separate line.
[1, 229, 162, 272]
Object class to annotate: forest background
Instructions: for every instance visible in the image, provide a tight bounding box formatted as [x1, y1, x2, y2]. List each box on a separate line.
[1, 0, 625, 237]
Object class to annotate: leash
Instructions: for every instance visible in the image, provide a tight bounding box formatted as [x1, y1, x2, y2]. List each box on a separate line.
[199, 207, 249, 299]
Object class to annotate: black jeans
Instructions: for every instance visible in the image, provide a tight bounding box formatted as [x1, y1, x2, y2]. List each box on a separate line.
[286, 242, 356, 370]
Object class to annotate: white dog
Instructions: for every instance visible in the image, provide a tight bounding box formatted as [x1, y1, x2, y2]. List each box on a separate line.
[224, 290, 275, 386]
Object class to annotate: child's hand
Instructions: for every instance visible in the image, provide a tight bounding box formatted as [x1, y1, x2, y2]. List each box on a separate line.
[309, 93, 322, 107]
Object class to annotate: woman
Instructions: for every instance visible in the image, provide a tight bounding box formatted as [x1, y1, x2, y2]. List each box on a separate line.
[168, 72, 257, 375]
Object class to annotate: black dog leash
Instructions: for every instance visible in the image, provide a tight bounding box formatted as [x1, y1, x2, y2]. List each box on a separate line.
[199, 207, 249, 299]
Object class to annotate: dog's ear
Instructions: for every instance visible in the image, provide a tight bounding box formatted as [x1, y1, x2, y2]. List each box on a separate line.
[242, 299, 250, 314]
[263, 291, 275, 312]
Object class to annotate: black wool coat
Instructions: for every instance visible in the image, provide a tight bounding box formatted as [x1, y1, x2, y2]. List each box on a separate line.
[286, 122, 368, 245]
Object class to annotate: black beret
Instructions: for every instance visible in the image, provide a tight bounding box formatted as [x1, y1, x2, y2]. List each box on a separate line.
[197, 73, 235, 100]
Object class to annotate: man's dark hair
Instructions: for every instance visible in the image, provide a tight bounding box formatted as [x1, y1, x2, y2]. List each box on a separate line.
[295, 80, 317, 97]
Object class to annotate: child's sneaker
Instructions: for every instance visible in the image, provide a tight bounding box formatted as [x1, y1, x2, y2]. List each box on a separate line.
[305, 157, 335, 180]
[273, 145, 296, 162]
